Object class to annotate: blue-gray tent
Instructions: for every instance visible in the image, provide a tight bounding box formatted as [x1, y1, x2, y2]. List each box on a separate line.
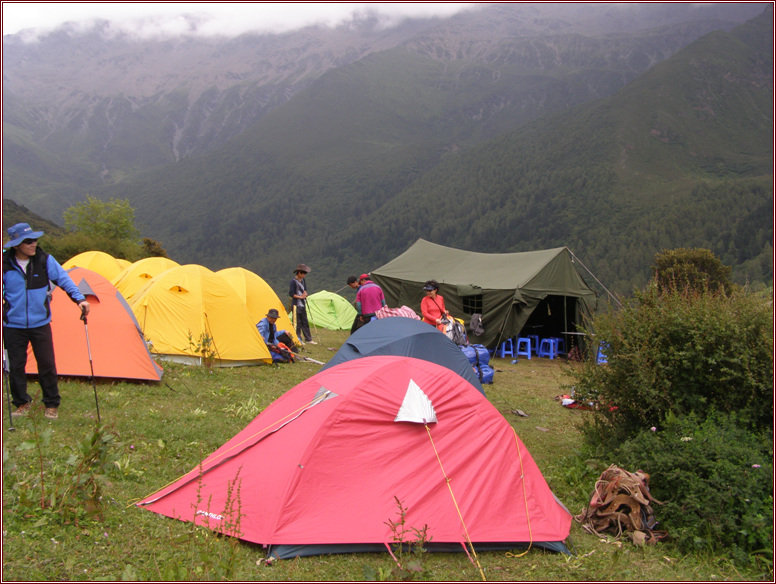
[321, 316, 485, 396]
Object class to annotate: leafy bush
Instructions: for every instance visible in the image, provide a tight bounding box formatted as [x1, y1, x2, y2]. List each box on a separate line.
[572, 285, 773, 445]
[612, 411, 773, 567]
[651, 248, 733, 295]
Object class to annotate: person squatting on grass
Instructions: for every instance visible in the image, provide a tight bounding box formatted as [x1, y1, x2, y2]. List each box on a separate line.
[2, 223, 90, 420]
[256, 308, 296, 363]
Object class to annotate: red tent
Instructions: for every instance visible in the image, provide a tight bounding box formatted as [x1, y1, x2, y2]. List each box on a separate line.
[27, 267, 163, 381]
[137, 355, 571, 558]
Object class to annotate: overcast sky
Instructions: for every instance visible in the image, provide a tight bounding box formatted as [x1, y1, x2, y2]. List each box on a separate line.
[2, 2, 481, 38]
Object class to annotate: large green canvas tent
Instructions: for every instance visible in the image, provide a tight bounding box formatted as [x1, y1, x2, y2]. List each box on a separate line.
[371, 239, 598, 350]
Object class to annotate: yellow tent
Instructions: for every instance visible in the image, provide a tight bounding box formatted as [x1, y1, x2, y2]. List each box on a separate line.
[129, 264, 271, 366]
[112, 257, 180, 301]
[63, 250, 126, 281]
[217, 267, 300, 346]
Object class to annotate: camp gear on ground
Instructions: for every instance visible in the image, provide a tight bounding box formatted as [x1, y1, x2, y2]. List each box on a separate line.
[375, 305, 420, 320]
[460, 343, 494, 385]
[575, 464, 667, 545]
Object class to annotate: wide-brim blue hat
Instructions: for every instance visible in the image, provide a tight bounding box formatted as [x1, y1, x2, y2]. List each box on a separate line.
[4, 223, 45, 249]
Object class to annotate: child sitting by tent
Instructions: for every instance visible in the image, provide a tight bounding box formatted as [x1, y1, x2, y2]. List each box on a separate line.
[257, 309, 297, 363]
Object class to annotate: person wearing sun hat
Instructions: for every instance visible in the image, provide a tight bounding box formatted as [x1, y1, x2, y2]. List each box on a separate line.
[289, 263, 315, 344]
[256, 308, 297, 362]
[2, 223, 90, 420]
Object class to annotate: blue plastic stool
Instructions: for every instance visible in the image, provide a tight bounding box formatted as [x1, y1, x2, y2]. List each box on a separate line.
[596, 342, 609, 364]
[552, 337, 566, 355]
[515, 337, 531, 359]
[497, 338, 515, 358]
[527, 335, 540, 355]
[538, 338, 557, 359]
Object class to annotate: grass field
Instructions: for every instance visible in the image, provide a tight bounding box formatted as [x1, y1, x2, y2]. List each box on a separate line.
[2, 328, 765, 581]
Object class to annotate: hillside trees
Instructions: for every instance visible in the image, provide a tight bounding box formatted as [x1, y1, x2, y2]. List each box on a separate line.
[46, 196, 167, 263]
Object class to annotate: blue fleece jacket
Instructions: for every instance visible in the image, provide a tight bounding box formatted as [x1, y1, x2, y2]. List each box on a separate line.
[3, 248, 86, 329]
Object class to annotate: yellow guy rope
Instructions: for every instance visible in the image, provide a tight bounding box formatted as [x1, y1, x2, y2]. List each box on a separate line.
[505, 427, 533, 559]
[128, 391, 331, 507]
[424, 424, 487, 582]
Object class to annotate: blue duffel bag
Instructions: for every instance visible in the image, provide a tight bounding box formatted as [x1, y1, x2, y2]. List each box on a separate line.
[460, 344, 490, 366]
[474, 363, 494, 384]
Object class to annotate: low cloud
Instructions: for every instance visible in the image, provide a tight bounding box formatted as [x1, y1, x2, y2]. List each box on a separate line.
[3, 3, 480, 40]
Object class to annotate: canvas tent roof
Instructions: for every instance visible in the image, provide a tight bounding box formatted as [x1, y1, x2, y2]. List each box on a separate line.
[26, 267, 163, 381]
[137, 355, 571, 558]
[217, 267, 300, 345]
[321, 317, 485, 395]
[371, 239, 597, 349]
[62, 250, 127, 281]
[304, 290, 357, 331]
[129, 264, 272, 366]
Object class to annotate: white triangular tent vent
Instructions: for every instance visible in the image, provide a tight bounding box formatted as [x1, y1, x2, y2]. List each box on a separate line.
[394, 379, 437, 424]
[313, 386, 338, 404]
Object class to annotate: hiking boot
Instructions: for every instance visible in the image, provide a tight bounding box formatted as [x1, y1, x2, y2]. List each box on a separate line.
[44, 407, 59, 420]
[11, 402, 31, 417]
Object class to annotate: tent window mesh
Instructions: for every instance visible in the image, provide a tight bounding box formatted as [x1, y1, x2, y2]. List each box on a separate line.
[461, 295, 482, 315]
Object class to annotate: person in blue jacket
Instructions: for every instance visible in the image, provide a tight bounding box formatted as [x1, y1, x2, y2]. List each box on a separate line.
[2, 223, 90, 419]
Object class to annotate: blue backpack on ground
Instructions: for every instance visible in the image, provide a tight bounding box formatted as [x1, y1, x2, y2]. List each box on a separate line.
[460, 344, 494, 385]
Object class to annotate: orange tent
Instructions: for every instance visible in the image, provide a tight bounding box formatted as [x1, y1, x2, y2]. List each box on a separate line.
[27, 267, 163, 381]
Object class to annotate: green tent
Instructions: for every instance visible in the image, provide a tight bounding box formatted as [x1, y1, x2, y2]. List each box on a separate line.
[371, 239, 598, 351]
[296, 290, 357, 331]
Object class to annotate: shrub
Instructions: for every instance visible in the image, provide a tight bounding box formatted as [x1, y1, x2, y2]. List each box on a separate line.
[652, 248, 733, 295]
[572, 285, 773, 445]
[612, 411, 773, 567]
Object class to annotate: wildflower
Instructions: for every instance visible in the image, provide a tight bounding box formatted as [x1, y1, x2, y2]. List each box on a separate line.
[680, 436, 692, 442]
[650, 427, 656, 432]
[752, 464, 761, 468]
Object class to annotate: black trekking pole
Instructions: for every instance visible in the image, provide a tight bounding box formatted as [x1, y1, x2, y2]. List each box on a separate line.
[80, 307, 101, 422]
[2, 348, 15, 432]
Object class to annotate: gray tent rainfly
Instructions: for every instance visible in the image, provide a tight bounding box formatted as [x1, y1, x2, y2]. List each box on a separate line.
[371, 239, 598, 350]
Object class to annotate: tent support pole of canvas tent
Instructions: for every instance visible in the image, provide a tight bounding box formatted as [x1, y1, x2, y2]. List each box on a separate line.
[567, 249, 621, 309]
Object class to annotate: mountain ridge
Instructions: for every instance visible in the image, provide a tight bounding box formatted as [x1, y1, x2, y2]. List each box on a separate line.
[2, 3, 771, 295]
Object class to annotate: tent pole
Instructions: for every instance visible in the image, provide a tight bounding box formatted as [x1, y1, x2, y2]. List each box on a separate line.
[567, 249, 622, 309]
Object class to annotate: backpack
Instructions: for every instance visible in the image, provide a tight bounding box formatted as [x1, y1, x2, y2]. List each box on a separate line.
[444, 318, 468, 346]
[575, 465, 667, 545]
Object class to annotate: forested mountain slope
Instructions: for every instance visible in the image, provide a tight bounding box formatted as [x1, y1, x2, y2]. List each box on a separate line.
[3, 3, 763, 218]
[3, 4, 771, 295]
[95, 8, 772, 294]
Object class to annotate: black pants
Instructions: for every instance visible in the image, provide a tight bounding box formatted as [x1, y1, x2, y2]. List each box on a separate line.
[3, 324, 61, 408]
[294, 307, 312, 342]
